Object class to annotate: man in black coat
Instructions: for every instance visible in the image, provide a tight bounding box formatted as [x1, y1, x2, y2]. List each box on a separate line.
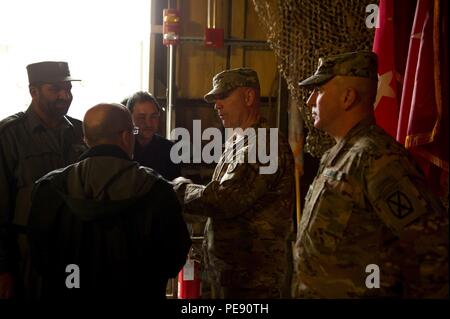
[123, 91, 181, 181]
[27, 103, 191, 301]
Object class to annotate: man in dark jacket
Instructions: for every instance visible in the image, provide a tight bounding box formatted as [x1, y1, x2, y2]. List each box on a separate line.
[27, 103, 191, 301]
[0, 61, 87, 300]
[123, 91, 181, 180]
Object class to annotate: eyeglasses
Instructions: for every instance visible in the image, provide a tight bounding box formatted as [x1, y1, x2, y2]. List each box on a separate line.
[109, 126, 140, 136]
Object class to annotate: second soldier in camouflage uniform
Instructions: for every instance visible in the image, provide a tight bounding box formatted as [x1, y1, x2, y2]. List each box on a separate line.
[173, 68, 294, 298]
[294, 51, 448, 298]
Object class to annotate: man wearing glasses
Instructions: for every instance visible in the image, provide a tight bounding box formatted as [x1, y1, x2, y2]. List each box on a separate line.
[27, 103, 191, 301]
[123, 91, 181, 180]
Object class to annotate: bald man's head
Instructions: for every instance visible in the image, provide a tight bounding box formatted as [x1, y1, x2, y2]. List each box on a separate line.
[83, 103, 135, 157]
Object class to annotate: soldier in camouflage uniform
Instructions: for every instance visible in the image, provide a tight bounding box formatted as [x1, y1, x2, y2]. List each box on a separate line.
[173, 68, 294, 298]
[294, 51, 448, 298]
[0, 62, 87, 300]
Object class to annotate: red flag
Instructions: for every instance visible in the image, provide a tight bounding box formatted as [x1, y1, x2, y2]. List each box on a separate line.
[373, 0, 417, 138]
[397, 0, 449, 197]
[373, 0, 448, 200]
[373, 0, 400, 138]
[398, 0, 437, 146]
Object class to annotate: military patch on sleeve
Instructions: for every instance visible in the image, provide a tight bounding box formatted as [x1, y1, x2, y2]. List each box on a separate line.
[387, 191, 414, 219]
[371, 176, 429, 235]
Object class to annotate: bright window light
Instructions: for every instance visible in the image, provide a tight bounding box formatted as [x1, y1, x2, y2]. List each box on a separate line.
[0, 0, 151, 120]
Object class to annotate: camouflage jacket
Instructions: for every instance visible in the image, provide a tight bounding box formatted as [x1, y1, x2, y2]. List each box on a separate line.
[294, 117, 448, 298]
[176, 118, 294, 290]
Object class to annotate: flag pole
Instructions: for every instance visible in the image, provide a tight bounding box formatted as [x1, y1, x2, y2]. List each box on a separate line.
[288, 95, 304, 227]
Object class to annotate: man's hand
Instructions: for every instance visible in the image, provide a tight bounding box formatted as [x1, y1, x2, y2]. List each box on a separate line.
[172, 176, 193, 186]
[0, 272, 14, 299]
[171, 176, 193, 203]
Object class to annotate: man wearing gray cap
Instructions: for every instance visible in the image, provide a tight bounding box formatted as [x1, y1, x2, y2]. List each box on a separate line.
[294, 51, 448, 298]
[0, 61, 87, 300]
[173, 68, 294, 298]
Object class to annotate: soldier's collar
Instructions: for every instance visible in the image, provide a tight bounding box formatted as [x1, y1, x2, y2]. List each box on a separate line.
[325, 116, 376, 166]
[26, 105, 74, 132]
[251, 116, 268, 129]
[342, 116, 376, 143]
[60, 116, 74, 129]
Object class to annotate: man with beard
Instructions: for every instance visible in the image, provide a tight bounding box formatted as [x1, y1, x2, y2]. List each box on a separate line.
[0, 61, 87, 300]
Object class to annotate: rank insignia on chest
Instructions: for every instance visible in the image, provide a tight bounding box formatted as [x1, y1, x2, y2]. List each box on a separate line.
[323, 168, 344, 181]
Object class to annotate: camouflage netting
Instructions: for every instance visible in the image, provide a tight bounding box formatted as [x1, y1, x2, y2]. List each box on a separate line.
[252, 0, 375, 157]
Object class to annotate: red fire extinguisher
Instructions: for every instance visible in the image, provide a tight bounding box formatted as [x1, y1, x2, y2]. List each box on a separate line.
[178, 257, 201, 299]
